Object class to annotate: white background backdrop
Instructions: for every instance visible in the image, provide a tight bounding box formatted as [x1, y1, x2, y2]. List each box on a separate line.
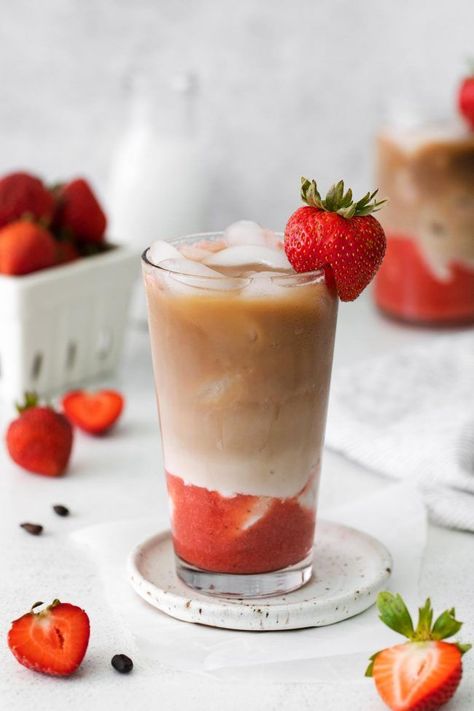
[1, 0, 473, 230]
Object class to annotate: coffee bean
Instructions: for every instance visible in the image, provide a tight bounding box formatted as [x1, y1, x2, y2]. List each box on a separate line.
[111, 654, 133, 674]
[20, 523, 43, 536]
[53, 504, 70, 517]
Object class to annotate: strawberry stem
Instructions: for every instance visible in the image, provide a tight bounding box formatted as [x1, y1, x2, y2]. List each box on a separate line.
[376, 592, 468, 643]
[300, 177, 386, 218]
[16, 391, 39, 414]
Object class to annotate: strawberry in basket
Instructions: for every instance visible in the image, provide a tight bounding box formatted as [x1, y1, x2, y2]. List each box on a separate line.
[0, 220, 57, 275]
[0, 171, 108, 275]
[0, 172, 54, 228]
[52, 177, 107, 244]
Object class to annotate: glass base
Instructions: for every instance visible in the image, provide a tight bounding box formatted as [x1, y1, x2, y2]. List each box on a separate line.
[175, 552, 313, 599]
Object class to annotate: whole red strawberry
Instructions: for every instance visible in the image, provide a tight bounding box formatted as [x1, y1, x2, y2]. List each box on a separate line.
[0, 220, 57, 275]
[53, 178, 106, 243]
[0, 172, 54, 228]
[8, 599, 90, 676]
[6, 393, 74, 476]
[367, 592, 471, 711]
[284, 178, 386, 301]
[458, 75, 474, 130]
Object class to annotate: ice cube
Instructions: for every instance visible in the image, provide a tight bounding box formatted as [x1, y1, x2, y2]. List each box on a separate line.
[178, 244, 211, 262]
[204, 245, 292, 271]
[160, 257, 222, 277]
[160, 258, 246, 293]
[224, 220, 268, 247]
[242, 271, 285, 299]
[148, 240, 182, 264]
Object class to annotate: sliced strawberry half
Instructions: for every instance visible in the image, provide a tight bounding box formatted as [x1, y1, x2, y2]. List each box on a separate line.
[284, 178, 387, 301]
[62, 389, 124, 435]
[8, 600, 90, 676]
[366, 592, 471, 711]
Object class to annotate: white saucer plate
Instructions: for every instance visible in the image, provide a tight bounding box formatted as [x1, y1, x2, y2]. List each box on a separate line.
[128, 520, 392, 631]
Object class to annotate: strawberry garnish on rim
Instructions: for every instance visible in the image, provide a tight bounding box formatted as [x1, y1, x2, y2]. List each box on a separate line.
[284, 177, 387, 301]
[8, 599, 90, 676]
[366, 592, 471, 711]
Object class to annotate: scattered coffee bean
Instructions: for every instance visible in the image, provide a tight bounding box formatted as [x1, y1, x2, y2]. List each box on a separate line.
[20, 523, 43, 536]
[53, 504, 70, 517]
[111, 654, 133, 674]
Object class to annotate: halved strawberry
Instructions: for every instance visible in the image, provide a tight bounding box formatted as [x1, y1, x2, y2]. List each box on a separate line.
[284, 178, 386, 301]
[8, 599, 90, 676]
[62, 389, 124, 435]
[366, 592, 471, 711]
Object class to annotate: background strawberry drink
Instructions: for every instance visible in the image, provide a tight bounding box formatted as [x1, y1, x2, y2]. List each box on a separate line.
[374, 126, 474, 325]
[142, 227, 337, 597]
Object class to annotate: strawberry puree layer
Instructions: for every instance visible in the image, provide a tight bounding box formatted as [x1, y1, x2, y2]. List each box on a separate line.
[375, 235, 474, 324]
[167, 473, 316, 574]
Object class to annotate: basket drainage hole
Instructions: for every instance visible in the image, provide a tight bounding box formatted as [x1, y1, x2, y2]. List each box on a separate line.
[66, 342, 77, 370]
[31, 353, 43, 381]
[97, 330, 113, 360]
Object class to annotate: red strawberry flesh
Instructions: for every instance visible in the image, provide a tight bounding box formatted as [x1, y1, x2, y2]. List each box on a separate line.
[62, 389, 124, 435]
[8, 601, 90, 676]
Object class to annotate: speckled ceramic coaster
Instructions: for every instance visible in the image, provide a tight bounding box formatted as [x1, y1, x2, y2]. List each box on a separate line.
[128, 520, 392, 631]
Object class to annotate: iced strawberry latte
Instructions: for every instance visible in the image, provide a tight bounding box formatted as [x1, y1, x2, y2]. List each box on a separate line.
[143, 179, 386, 597]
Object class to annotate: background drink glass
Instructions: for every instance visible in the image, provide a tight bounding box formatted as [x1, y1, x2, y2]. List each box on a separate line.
[143, 234, 338, 598]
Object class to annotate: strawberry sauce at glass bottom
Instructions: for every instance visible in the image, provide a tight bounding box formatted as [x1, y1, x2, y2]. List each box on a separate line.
[374, 235, 474, 325]
[166, 473, 316, 574]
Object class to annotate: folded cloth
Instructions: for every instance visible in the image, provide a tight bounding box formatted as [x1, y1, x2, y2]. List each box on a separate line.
[326, 331, 474, 532]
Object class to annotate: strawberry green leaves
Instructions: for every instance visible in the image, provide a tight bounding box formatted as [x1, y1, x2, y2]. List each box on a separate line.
[431, 607, 464, 641]
[375, 592, 470, 646]
[300, 177, 386, 219]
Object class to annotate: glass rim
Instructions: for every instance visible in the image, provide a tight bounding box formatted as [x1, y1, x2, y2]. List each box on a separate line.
[141, 231, 325, 281]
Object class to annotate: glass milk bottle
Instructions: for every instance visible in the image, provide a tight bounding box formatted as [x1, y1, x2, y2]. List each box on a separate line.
[106, 71, 209, 319]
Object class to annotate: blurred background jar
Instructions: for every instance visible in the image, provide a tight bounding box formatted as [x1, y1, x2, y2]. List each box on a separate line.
[374, 98, 474, 326]
[106, 70, 209, 321]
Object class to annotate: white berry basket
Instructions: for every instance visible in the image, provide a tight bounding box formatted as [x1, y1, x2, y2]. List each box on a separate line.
[0, 246, 138, 401]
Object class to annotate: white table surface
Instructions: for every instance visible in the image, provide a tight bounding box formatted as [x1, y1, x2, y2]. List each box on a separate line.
[0, 289, 472, 711]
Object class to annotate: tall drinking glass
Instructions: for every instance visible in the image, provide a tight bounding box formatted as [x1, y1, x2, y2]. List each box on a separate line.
[142, 233, 338, 597]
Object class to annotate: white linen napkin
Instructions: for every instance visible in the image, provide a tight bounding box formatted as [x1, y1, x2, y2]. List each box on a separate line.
[71, 482, 426, 683]
[326, 331, 474, 532]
